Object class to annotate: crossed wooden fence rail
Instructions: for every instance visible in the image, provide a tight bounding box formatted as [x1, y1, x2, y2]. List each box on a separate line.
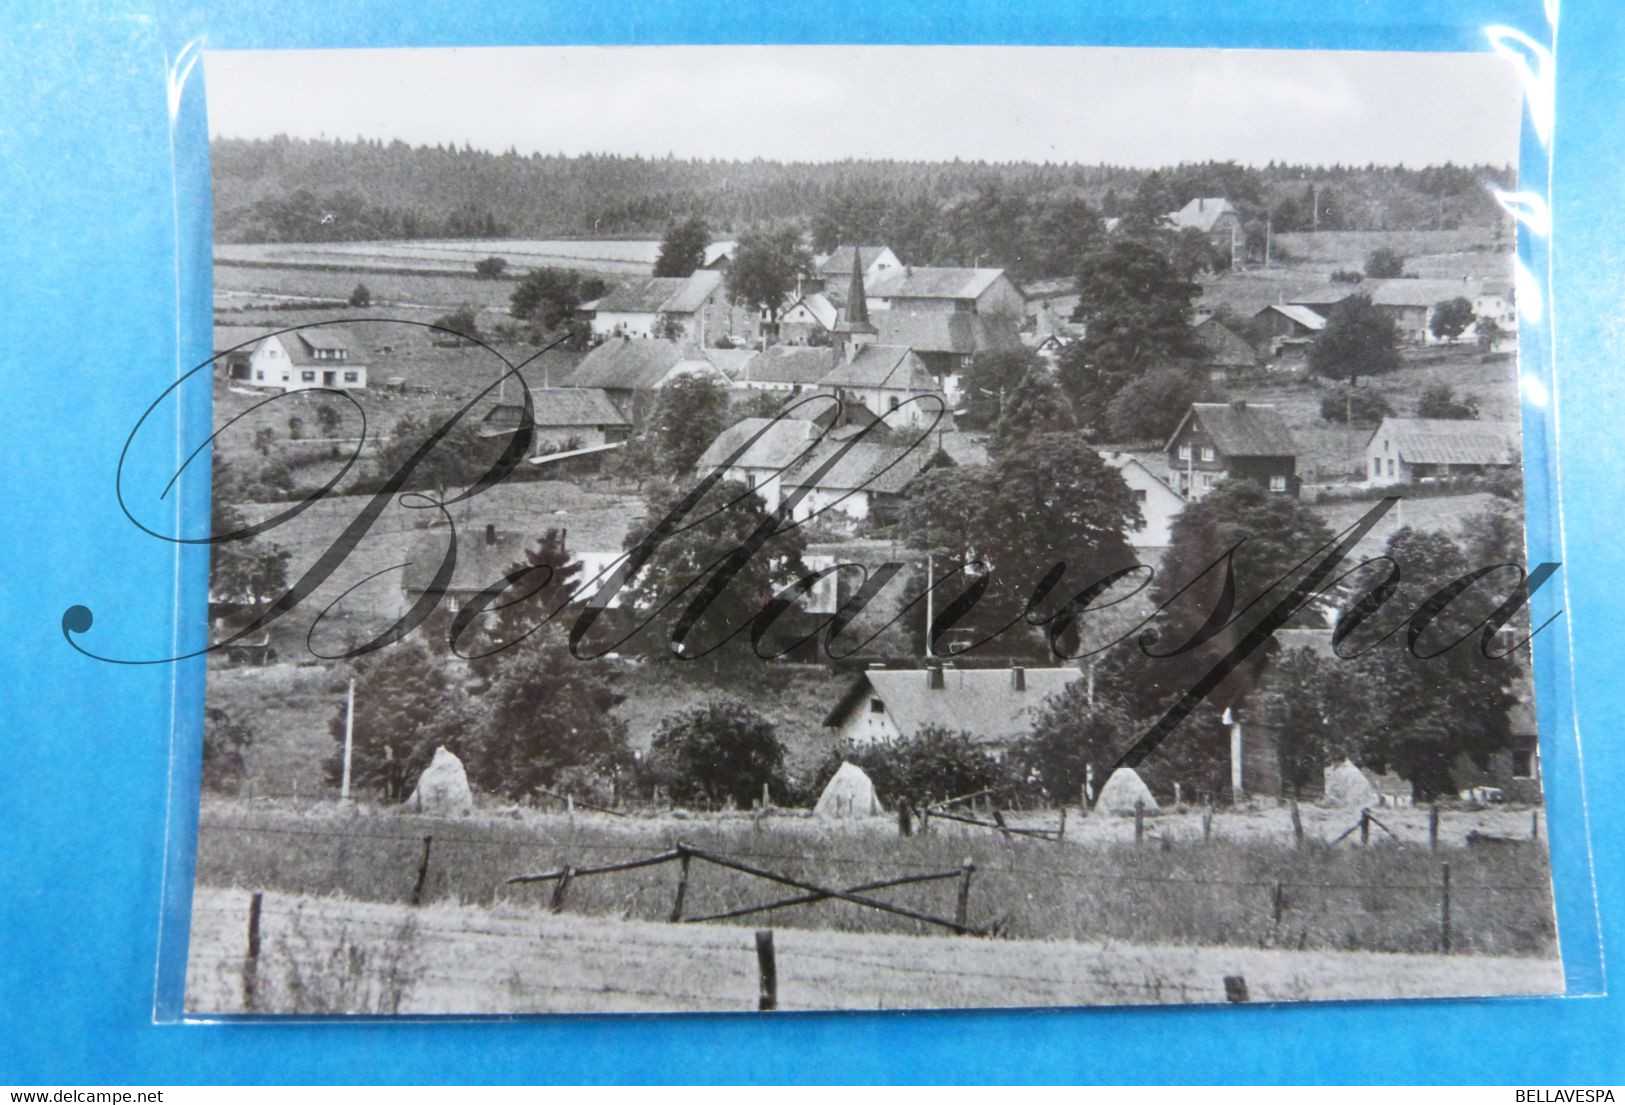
[505, 841, 988, 936]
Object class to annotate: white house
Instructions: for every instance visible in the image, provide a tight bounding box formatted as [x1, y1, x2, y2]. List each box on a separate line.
[581, 269, 724, 343]
[778, 435, 953, 526]
[1365, 417, 1521, 485]
[1098, 450, 1186, 549]
[246, 327, 367, 392]
[813, 245, 901, 302]
[693, 417, 824, 509]
[824, 664, 1082, 756]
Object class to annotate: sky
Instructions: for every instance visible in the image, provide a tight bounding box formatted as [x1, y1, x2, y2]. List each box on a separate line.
[204, 45, 1524, 168]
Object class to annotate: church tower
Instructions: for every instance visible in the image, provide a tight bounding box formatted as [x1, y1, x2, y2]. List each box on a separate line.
[833, 247, 878, 362]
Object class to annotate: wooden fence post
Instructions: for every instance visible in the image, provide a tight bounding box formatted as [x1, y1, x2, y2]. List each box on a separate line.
[1290, 799, 1304, 849]
[242, 891, 263, 1013]
[1134, 799, 1146, 843]
[955, 858, 976, 931]
[550, 865, 575, 913]
[1359, 809, 1370, 846]
[1174, 782, 1182, 809]
[1429, 804, 1441, 851]
[920, 807, 931, 835]
[1057, 806, 1068, 842]
[1440, 861, 1452, 954]
[992, 809, 1013, 844]
[762, 781, 771, 811]
[898, 799, 912, 838]
[755, 930, 778, 1011]
[411, 835, 433, 905]
[1224, 975, 1249, 1003]
[669, 851, 691, 922]
[1532, 809, 1540, 841]
[1272, 880, 1284, 926]
[1202, 805, 1213, 841]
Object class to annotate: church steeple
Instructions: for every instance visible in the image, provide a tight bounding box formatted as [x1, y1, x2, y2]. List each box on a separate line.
[834, 247, 877, 362]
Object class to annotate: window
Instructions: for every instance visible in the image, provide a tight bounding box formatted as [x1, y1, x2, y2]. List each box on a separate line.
[888, 396, 900, 411]
[1269, 475, 1288, 492]
[1177, 444, 1192, 461]
[1200, 446, 1216, 462]
[301, 371, 316, 383]
[254, 370, 264, 381]
[1199, 472, 1217, 489]
[1373, 458, 1382, 477]
[1133, 489, 1147, 503]
[281, 372, 290, 383]
[1383, 440, 1389, 452]
[869, 697, 886, 714]
[1388, 459, 1396, 477]
[746, 472, 757, 490]
[343, 371, 359, 383]
[268, 347, 278, 358]
[1511, 742, 1536, 779]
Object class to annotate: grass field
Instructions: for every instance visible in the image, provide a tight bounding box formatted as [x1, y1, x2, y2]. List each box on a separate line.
[192, 798, 1557, 958]
[183, 881, 1561, 1015]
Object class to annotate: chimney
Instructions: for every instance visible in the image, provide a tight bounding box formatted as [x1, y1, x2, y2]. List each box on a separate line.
[1010, 663, 1026, 692]
[927, 664, 944, 691]
[484, 523, 497, 546]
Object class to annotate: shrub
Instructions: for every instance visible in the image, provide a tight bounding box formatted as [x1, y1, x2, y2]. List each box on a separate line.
[1416, 383, 1479, 420]
[813, 726, 1012, 808]
[646, 700, 786, 809]
[347, 283, 371, 308]
[1319, 387, 1394, 425]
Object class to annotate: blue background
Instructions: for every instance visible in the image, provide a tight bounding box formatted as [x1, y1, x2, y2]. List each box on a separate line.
[3, 0, 1622, 1084]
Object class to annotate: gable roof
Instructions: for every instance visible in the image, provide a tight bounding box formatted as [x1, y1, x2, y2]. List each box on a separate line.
[873, 310, 1023, 356]
[565, 338, 721, 391]
[818, 344, 939, 391]
[214, 325, 268, 354]
[747, 345, 839, 386]
[781, 291, 838, 330]
[1368, 278, 1481, 309]
[818, 245, 893, 277]
[703, 347, 759, 380]
[1099, 449, 1185, 501]
[1288, 285, 1364, 308]
[478, 389, 630, 436]
[1192, 318, 1259, 367]
[866, 266, 1009, 301]
[1168, 402, 1298, 458]
[825, 666, 1082, 742]
[695, 417, 823, 474]
[782, 436, 951, 494]
[1168, 197, 1239, 234]
[592, 270, 722, 315]
[402, 528, 533, 596]
[1255, 303, 1327, 331]
[271, 327, 365, 366]
[1369, 417, 1521, 466]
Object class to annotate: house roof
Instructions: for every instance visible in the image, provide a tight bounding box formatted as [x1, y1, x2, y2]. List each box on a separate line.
[866, 266, 1009, 301]
[703, 348, 759, 380]
[214, 325, 267, 354]
[1288, 285, 1364, 308]
[1256, 303, 1327, 331]
[818, 245, 892, 276]
[1099, 449, 1184, 500]
[1168, 197, 1239, 234]
[747, 345, 839, 386]
[1369, 418, 1521, 466]
[1168, 402, 1298, 458]
[592, 270, 722, 315]
[273, 327, 365, 366]
[873, 310, 1023, 356]
[825, 666, 1083, 742]
[478, 389, 629, 436]
[818, 344, 939, 391]
[782, 292, 838, 330]
[565, 338, 719, 391]
[1368, 279, 1482, 309]
[695, 417, 823, 474]
[782, 436, 950, 494]
[1192, 318, 1258, 367]
[402, 528, 534, 596]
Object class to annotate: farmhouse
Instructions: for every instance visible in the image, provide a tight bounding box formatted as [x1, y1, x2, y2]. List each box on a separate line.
[1370, 278, 1482, 344]
[1166, 197, 1245, 268]
[693, 417, 823, 509]
[1165, 401, 1299, 499]
[581, 269, 724, 343]
[865, 266, 1026, 320]
[477, 388, 630, 451]
[779, 434, 955, 526]
[872, 310, 1023, 402]
[736, 345, 839, 394]
[811, 244, 901, 301]
[1191, 316, 1258, 382]
[824, 664, 1082, 756]
[563, 337, 730, 419]
[775, 292, 838, 345]
[1252, 303, 1326, 345]
[245, 327, 367, 392]
[1098, 450, 1186, 549]
[1364, 417, 1521, 485]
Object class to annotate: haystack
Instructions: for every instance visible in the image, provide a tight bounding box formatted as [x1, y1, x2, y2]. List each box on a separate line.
[813, 761, 884, 818]
[1094, 767, 1158, 815]
[1322, 759, 1378, 808]
[406, 746, 474, 815]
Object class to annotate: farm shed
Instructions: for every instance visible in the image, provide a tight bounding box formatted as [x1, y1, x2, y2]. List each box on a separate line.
[1364, 417, 1520, 485]
[824, 664, 1081, 758]
[1165, 400, 1300, 499]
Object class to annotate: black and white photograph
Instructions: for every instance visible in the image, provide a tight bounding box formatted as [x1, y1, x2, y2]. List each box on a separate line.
[186, 44, 1561, 1015]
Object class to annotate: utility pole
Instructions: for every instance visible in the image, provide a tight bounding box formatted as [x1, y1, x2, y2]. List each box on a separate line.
[924, 551, 934, 660]
[340, 677, 356, 800]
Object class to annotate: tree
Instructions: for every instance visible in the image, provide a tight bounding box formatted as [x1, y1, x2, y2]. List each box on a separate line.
[1104, 369, 1200, 443]
[1062, 235, 1199, 416]
[647, 699, 785, 808]
[958, 348, 1045, 430]
[474, 255, 509, 279]
[323, 642, 475, 801]
[1308, 294, 1401, 387]
[1476, 315, 1505, 353]
[646, 372, 731, 473]
[1249, 646, 1372, 795]
[1012, 686, 1136, 801]
[725, 227, 813, 327]
[988, 369, 1079, 452]
[903, 434, 1142, 654]
[654, 217, 710, 277]
[814, 726, 1011, 808]
[347, 282, 371, 308]
[1364, 247, 1406, 278]
[373, 412, 506, 492]
[510, 269, 605, 331]
[1169, 226, 1225, 280]
[1319, 386, 1395, 426]
[315, 402, 344, 438]
[432, 305, 480, 341]
[1430, 296, 1476, 342]
[1416, 383, 1479, 420]
[622, 477, 808, 664]
[210, 494, 292, 607]
[202, 703, 254, 792]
